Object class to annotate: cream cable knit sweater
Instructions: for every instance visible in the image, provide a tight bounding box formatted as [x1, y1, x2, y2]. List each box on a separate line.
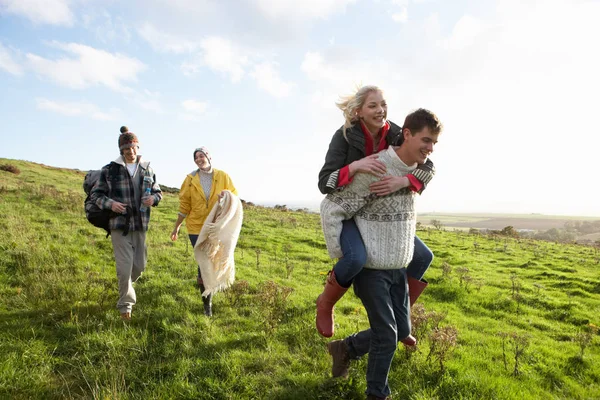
[320, 146, 417, 270]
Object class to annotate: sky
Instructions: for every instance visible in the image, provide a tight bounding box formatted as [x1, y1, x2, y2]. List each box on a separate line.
[1, 0, 599, 216]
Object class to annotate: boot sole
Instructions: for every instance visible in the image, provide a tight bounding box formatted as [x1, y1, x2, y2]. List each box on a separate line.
[327, 342, 349, 378]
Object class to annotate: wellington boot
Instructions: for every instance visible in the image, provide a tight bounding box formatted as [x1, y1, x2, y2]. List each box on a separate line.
[316, 271, 348, 337]
[202, 296, 213, 317]
[198, 283, 213, 317]
[408, 276, 428, 306]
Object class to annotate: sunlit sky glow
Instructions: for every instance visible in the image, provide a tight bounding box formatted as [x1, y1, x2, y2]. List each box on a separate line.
[1, 0, 599, 216]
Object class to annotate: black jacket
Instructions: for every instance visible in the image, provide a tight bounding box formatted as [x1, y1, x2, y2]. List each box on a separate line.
[317, 121, 435, 195]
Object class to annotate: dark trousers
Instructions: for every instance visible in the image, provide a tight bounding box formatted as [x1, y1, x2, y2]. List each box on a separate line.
[188, 234, 202, 280]
[349, 267, 410, 398]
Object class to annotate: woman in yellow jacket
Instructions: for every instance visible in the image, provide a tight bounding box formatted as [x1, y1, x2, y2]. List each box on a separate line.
[170, 146, 237, 316]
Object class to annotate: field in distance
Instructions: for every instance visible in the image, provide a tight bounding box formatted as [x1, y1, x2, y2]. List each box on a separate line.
[419, 212, 600, 232]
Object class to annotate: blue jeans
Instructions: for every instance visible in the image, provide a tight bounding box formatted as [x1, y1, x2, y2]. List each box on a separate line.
[350, 267, 410, 398]
[332, 220, 367, 287]
[333, 219, 433, 287]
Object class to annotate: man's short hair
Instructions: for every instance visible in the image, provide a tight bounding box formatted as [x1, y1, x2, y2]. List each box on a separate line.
[403, 108, 443, 135]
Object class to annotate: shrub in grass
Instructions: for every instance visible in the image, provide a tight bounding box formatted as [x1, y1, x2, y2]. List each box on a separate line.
[426, 326, 459, 373]
[0, 164, 20, 174]
[256, 280, 294, 334]
[573, 323, 599, 359]
[226, 280, 250, 306]
[412, 303, 447, 342]
[499, 331, 531, 376]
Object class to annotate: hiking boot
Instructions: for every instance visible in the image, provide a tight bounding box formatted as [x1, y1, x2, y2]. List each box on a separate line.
[120, 311, 131, 321]
[328, 339, 350, 378]
[316, 271, 348, 337]
[366, 395, 390, 400]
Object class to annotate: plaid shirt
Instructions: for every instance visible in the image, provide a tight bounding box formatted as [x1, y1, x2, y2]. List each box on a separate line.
[92, 155, 162, 232]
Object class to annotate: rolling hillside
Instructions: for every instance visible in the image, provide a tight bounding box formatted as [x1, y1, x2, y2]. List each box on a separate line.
[1, 158, 599, 400]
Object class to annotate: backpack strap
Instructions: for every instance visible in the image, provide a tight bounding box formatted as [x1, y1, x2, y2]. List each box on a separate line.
[122, 205, 132, 236]
[107, 162, 120, 185]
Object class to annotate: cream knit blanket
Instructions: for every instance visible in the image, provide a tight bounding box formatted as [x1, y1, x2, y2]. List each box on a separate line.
[194, 191, 244, 296]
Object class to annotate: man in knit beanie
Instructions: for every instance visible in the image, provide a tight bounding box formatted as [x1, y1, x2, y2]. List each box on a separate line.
[118, 126, 139, 154]
[91, 125, 162, 320]
[321, 108, 443, 399]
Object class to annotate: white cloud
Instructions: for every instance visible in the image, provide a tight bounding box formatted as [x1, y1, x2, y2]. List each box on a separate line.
[391, 7, 408, 23]
[181, 61, 201, 76]
[137, 26, 250, 83]
[137, 23, 200, 54]
[299, 49, 406, 130]
[178, 98, 220, 121]
[136, 24, 293, 98]
[182, 99, 208, 114]
[127, 89, 164, 114]
[26, 42, 146, 92]
[301, 52, 337, 82]
[0, 0, 74, 26]
[148, 0, 218, 16]
[250, 62, 295, 98]
[254, 0, 357, 19]
[301, 51, 385, 90]
[0, 42, 23, 76]
[439, 15, 486, 50]
[199, 36, 249, 83]
[88, 11, 132, 44]
[36, 98, 118, 121]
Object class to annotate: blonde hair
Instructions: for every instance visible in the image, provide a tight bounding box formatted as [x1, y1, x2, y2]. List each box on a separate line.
[335, 85, 383, 138]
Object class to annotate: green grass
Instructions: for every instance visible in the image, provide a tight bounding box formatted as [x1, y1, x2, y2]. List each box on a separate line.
[1, 158, 599, 399]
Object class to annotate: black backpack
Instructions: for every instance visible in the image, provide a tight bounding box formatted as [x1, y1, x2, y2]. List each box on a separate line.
[83, 163, 130, 237]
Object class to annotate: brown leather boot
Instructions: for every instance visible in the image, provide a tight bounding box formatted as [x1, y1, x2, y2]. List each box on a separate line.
[316, 271, 348, 337]
[327, 339, 350, 378]
[408, 276, 428, 306]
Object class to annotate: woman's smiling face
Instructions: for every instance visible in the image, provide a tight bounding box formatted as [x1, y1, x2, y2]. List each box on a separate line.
[194, 151, 210, 170]
[357, 90, 387, 134]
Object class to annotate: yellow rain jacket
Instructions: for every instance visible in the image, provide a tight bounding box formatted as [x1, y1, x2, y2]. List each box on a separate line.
[178, 169, 238, 235]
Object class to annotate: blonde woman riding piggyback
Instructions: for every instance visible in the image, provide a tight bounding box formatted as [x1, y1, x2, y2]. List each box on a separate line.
[316, 85, 435, 338]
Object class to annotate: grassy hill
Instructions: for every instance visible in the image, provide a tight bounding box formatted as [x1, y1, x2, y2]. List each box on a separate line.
[1, 158, 599, 399]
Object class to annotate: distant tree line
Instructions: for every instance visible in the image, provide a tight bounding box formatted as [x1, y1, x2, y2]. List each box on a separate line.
[466, 220, 600, 245]
[563, 220, 600, 235]
[527, 228, 578, 243]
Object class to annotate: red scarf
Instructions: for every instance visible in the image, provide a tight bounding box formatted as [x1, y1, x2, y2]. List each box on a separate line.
[360, 120, 390, 156]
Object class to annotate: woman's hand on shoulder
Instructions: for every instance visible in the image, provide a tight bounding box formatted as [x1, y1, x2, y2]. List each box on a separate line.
[349, 154, 386, 177]
[369, 175, 410, 196]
